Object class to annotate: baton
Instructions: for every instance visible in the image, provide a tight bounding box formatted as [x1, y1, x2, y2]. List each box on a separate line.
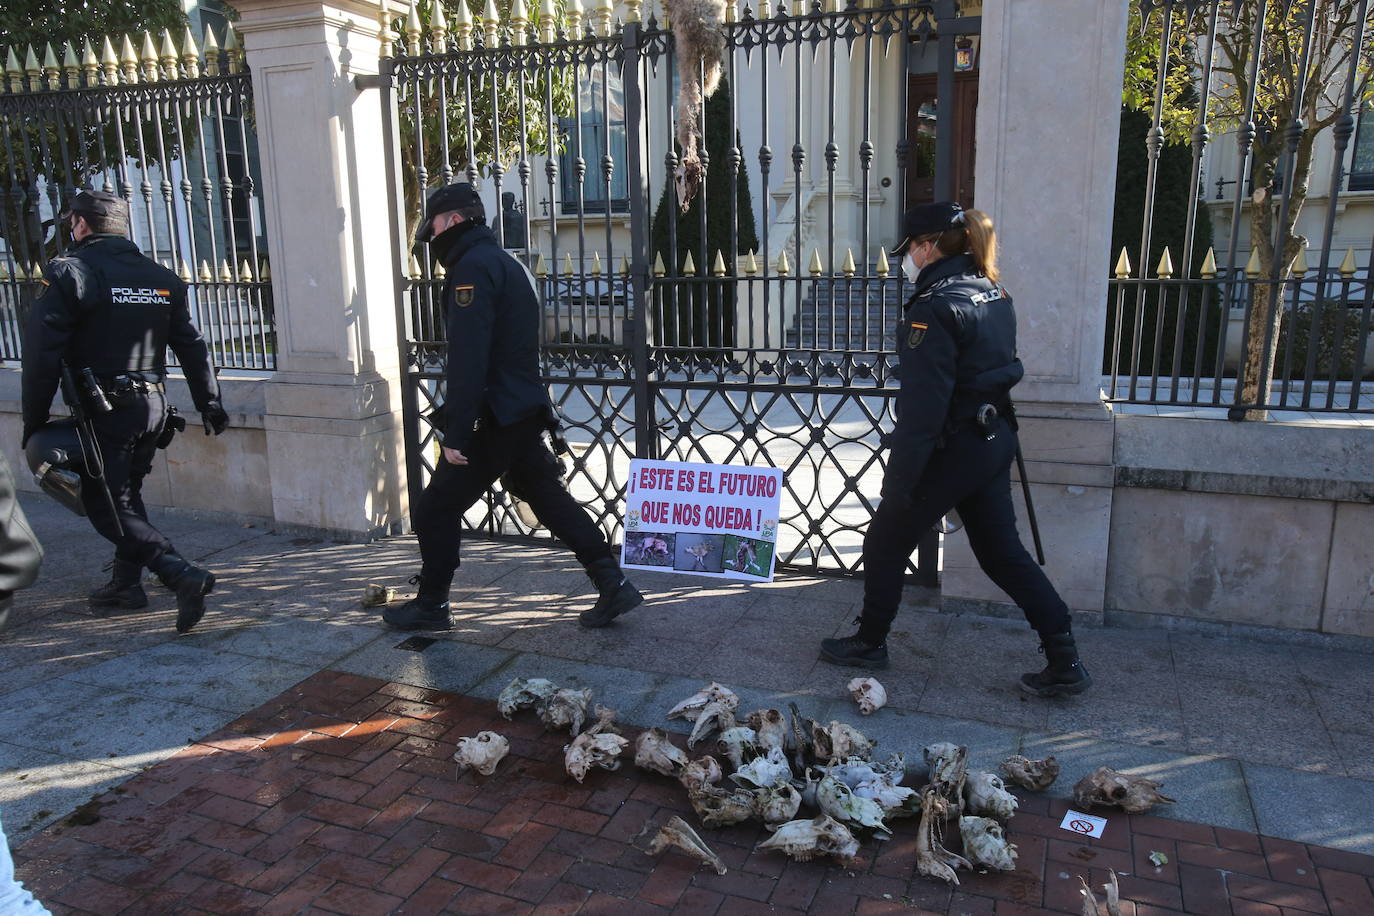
[1014, 444, 1045, 566]
[61, 366, 123, 539]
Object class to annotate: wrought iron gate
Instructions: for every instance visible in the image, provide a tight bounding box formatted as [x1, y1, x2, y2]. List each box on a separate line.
[376, 0, 980, 580]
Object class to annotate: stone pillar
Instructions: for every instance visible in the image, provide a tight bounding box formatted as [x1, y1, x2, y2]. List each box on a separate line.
[233, 0, 411, 538]
[935, 0, 1128, 622]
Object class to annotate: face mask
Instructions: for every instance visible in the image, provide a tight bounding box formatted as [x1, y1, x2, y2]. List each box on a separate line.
[902, 252, 921, 283]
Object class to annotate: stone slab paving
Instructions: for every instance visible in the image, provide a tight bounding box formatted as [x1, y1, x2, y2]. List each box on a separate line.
[3, 492, 1374, 874]
[12, 669, 1374, 916]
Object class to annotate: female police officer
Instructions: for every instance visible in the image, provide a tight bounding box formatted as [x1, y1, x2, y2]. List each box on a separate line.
[818, 202, 1091, 697]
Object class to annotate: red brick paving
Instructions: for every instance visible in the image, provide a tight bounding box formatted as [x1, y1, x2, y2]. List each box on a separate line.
[13, 669, 1374, 915]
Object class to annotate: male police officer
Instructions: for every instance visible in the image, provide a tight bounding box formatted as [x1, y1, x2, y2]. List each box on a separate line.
[21, 189, 228, 634]
[386, 182, 642, 630]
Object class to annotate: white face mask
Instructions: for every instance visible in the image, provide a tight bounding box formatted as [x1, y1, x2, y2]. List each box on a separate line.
[902, 251, 921, 283]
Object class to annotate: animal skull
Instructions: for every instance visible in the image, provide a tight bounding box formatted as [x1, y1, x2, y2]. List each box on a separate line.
[646, 815, 727, 875]
[964, 771, 1019, 821]
[687, 697, 737, 750]
[361, 583, 396, 607]
[635, 728, 689, 777]
[563, 705, 627, 782]
[960, 816, 1019, 872]
[816, 774, 890, 837]
[753, 780, 802, 829]
[923, 742, 969, 812]
[452, 731, 510, 776]
[666, 682, 739, 721]
[1072, 767, 1175, 814]
[539, 687, 594, 736]
[716, 726, 759, 770]
[756, 815, 860, 865]
[915, 787, 972, 884]
[1000, 754, 1060, 792]
[847, 677, 888, 715]
[731, 746, 793, 790]
[811, 721, 875, 762]
[678, 755, 724, 794]
[497, 677, 558, 719]
[689, 785, 756, 828]
[745, 709, 788, 754]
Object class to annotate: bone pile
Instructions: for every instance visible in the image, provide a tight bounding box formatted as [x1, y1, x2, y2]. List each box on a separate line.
[495, 677, 629, 783]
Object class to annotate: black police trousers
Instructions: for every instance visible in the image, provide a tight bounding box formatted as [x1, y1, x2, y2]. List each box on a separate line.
[80, 389, 176, 567]
[413, 413, 614, 589]
[859, 419, 1071, 642]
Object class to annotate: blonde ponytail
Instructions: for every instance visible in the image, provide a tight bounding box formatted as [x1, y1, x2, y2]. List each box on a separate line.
[962, 208, 998, 284]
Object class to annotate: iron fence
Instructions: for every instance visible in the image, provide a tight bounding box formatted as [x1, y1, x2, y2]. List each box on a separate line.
[1111, 0, 1374, 416]
[381, 0, 976, 578]
[0, 30, 274, 371]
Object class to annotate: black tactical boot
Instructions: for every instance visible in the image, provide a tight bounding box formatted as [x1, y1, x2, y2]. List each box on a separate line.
[383, 575, 453, 631]
[819, 630, 890, 669]
[149, 552, 216, 634]
[579, 557, 643, 628]
[89, 557, 148, 610]
[1020, 630, 1092, 697]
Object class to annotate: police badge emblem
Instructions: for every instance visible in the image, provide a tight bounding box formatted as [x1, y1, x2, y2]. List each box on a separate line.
[907, 321, 927, 348]
[455, 284, 475, 307]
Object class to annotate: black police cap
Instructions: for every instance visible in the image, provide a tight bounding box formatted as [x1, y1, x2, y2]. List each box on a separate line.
[415, 182, 485, 242]
[59, 189, 130, 225]
[890, 201, 966, 257]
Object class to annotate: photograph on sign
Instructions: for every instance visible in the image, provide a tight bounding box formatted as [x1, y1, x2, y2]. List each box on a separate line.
[623, 459, 784, 581]
[1058, 809, 1108, 838]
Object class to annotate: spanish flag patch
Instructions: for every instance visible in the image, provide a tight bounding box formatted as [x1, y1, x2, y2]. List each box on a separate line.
[907, 321, 928, 348]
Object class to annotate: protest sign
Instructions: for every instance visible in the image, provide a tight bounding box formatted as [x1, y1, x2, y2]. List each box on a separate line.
[623, 459, 784, 581]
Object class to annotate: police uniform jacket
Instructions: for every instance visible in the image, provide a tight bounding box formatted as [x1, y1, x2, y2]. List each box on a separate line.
[21, 236, 219, 443]
[883, 252, 1024, 501]
[436, 223, 553, 452]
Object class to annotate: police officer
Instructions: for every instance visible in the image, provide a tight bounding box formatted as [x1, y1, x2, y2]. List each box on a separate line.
[21, 190, 228, 634]
[386, 182, 642, 630]
[819, 202, 1091, 697]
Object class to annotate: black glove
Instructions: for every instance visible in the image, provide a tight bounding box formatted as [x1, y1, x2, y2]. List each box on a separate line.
[201, 401, 229, 436]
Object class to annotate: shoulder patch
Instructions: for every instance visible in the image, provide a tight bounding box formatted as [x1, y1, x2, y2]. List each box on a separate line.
[906, 321, 928, 349]
[454, 284, 475, 307]
[969, 287, 1004, 305]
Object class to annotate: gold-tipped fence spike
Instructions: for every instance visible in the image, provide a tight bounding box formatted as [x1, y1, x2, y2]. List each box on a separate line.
[1339, 247, 1357, 278]
[535, 253, 548, 277]
[593, 0, 615, 36]
[620, 253, 630, 276]
[198, 260, 213, 283]
[119, 35, 139, 82]
[433, 260, 445, 277]
[218, 259, 233, 282]
[590, 252, 603, 275]
[510, 0, 531, 36]
[723, 0, 737, 23]
[407, 255, 421, 280]
[203, 26, 220, 76]
[744, 250, 758, 276]
[177, 260, 192, 282]
[777, 250, 790, 276]
[712, 250, 727, 276]
[842, 248, 855, 277]
[561, 252, 574, 276]
[483, 0, 502, 45]
[1113, 247, 1132, 279]
[682, 251, 696, 276]
[1199, 247, 1217, 279]
[43, 43, 61, 89]
[453, 0, 475, 49]
[538, 0, 558, 41]
[160, 29, 179, 77]
[1155, 247, 1174, 279]
[259, 260, 271, 281]
[24, 46, 41, 90]
[652, 251, 665, 278]
[566, 0, 585, 36]
[81, 39, 99, 85]
[0, 261, 8, 281]
[1290, 246, 1308, 278]
[140, 32, 160, 81]
[876, 248, 890, 278]
[808, 248, 823, 276]
[431, 0, 450, 48]
[625, 0, 644, 23]
[4, 47, 20, 78]
[239, 260, 254, 282]
[1244, 248, 1261, 278]
[62, 40, 80, 86]
[224, 27, 243, 73]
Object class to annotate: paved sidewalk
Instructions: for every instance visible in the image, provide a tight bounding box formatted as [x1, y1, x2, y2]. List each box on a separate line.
[12, 670, 1374, 915]
[1, 495, 1372, 875]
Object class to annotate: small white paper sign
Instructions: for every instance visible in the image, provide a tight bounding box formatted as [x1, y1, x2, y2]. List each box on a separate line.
[1059, 809, 1108, 838]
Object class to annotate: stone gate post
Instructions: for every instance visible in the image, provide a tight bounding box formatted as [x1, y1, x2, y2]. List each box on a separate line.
[232, 0, 411, 538]
[937, 0, 1129, 622]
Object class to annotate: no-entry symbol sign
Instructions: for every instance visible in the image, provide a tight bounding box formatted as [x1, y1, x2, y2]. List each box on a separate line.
[1060, 809, 1108, 838]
